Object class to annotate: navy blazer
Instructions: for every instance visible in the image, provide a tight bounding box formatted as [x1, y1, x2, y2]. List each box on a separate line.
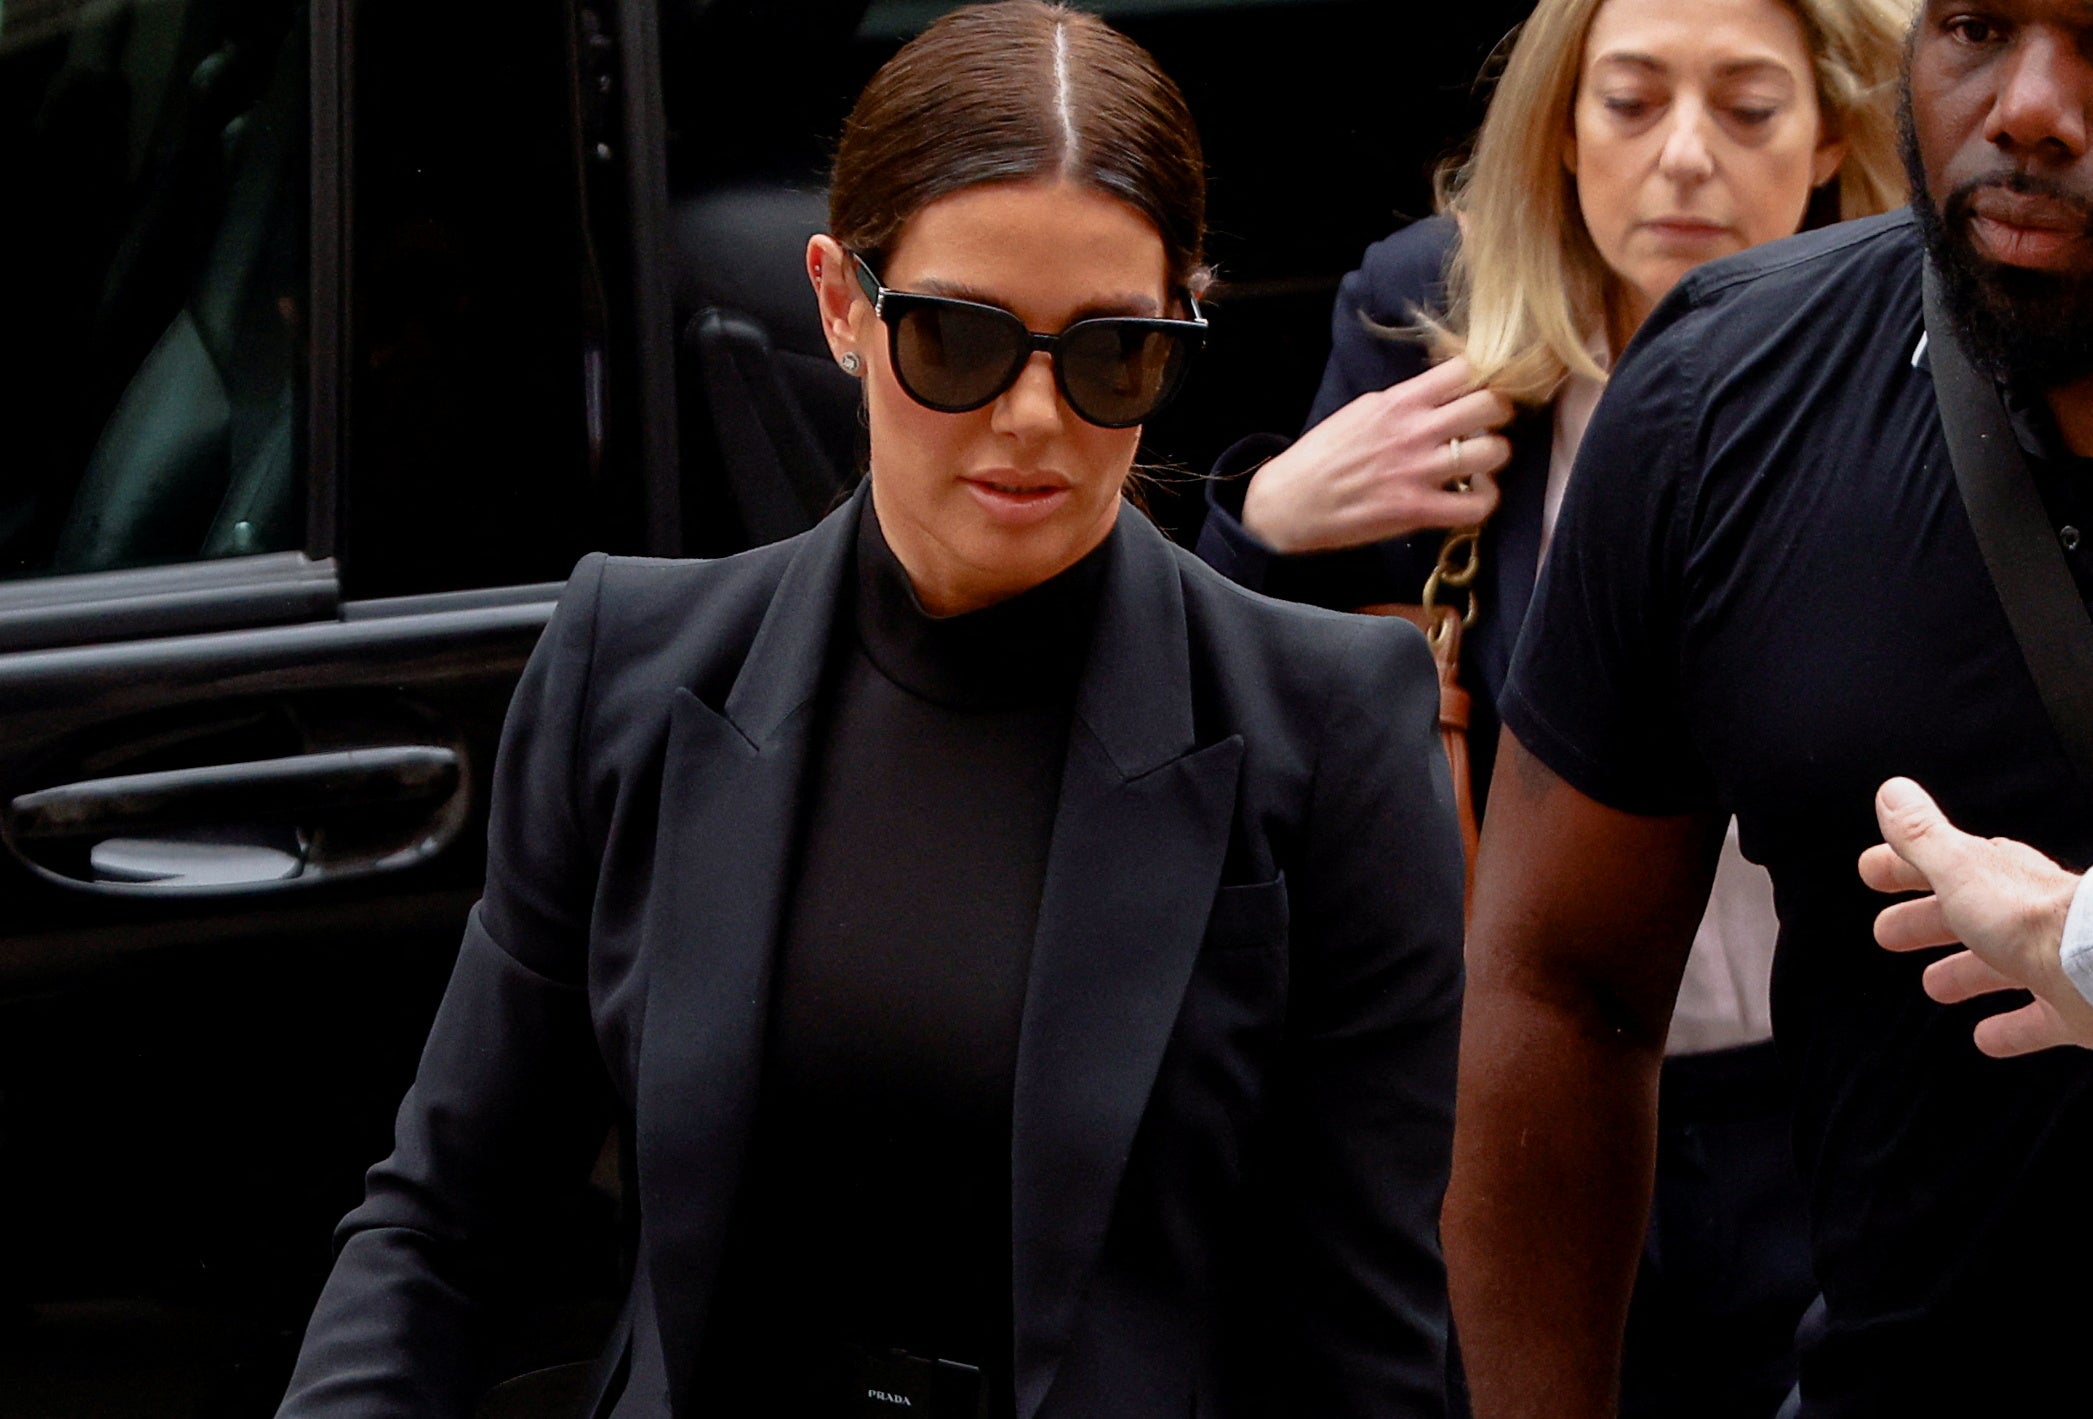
[277, 485, 1466, 1419]
[1196, 216, 1552, 808]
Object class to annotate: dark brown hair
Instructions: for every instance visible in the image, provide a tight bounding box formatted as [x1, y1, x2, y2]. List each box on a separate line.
[829, 1, 1207, 296]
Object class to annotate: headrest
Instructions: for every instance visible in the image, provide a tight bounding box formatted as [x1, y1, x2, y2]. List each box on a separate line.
[667, 183, 834, 360]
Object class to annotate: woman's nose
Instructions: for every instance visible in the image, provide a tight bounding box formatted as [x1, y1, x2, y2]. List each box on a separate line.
[1658, 100, 1718, 185]
[992, 352, 1067, 437]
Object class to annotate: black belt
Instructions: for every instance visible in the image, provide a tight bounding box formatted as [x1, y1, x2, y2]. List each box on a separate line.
[833, 1344, 989, 1419]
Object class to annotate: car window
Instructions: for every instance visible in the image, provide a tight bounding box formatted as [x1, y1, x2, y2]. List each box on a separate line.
[340, 0, 637, 599]
[0, 0, 310, 582]
[0, 0, 644, 602]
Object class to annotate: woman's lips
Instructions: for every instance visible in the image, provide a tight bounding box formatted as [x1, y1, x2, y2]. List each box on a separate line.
[962, 475, 1073, 524]
[1641, 218, 1731, 243]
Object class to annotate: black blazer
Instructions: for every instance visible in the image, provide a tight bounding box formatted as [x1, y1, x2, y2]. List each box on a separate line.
[1196, 216, 1552, 808]
[278, 486, 1466, 1419]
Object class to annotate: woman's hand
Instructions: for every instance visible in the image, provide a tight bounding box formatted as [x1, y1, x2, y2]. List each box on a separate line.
[1239, 355, 1516, 555]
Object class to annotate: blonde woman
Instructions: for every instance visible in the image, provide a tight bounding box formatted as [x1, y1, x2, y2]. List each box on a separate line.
[1194, 0, 1909, 1414]
[1199, 0, 1908, 806]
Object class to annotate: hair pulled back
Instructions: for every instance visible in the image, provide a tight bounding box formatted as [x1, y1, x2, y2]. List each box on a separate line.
[830, 1, 1207, 294]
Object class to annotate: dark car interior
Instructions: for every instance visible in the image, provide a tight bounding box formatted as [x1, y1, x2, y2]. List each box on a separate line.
[0, 0, 309, 582]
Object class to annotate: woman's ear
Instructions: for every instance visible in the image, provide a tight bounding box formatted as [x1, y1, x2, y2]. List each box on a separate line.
[1812, 132, 1848, 191]
[807, 234, 866, 371]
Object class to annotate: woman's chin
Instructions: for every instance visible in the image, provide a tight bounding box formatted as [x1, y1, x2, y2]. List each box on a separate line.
[929, 520, 1107, 612]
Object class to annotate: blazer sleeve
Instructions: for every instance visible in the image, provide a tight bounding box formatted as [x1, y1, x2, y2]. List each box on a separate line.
[1194, 218, 1460, 610]
[1277, 615, 1465, 1419]
[277, 554, 618, 1419]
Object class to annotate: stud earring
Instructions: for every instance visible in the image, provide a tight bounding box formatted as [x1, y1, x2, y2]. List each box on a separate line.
[839, 351, 862, 375]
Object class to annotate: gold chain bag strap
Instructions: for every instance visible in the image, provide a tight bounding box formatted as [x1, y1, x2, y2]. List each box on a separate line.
[1356, 518, 1484, 910]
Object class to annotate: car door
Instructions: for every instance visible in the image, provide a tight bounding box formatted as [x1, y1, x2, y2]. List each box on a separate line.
[0, 0, 672, 1411]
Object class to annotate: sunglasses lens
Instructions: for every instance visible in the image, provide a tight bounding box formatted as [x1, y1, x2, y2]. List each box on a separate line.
[1057, 322, 1193, 427]
[890, 300, 1028, 411]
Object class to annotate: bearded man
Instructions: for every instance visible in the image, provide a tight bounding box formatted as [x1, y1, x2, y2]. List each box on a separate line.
[1444, 4, 2093, 1416]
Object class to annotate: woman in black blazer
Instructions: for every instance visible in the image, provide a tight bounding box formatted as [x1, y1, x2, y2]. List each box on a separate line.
[1194, 0, 1911, 1413]
[275, 6, 1464, 1418]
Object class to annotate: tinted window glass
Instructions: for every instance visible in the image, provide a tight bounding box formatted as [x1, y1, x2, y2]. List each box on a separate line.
[343, 0, 626, 598]
[0, 0, 309, 581]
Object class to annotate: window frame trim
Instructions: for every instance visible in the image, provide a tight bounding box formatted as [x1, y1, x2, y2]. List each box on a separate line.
[309, 0, 350, 565]
[0, 553, 341, 654]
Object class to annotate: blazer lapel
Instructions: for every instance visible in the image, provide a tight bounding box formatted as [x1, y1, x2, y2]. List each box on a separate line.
[1011, 510, 1245, 1419]
[634, 488, 859, 1416]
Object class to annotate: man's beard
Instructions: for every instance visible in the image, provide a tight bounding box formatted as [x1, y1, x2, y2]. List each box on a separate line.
[1900, 78, 2093, 390]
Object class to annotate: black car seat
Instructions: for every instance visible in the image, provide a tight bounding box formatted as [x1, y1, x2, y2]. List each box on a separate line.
[670, 183, 860, 549]
[52, 9, 305, 574]
[663, 0, 876, 550]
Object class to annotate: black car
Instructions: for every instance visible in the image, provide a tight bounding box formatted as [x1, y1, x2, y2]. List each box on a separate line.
[0, 1, 1521, 1413]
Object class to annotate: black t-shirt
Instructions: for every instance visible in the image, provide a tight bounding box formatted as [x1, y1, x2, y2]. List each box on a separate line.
[1501, 210, 2093, 1416]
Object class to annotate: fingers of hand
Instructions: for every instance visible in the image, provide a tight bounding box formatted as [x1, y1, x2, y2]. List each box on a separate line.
[1393, 359, 1514, 426]
[1873, 778, 1972, 890]
[1267, 364, 1508, 548]
[1858, 842, 1931, 896]
[1347, 377, 1509, 482]
[1427, 386, 1518, 445]
[1407, 479, 1502, 530]
[1410, 354, 1482, 404]
[1442, 431, 1513, 490]
[1874, 896, 1956, 951]
[1324, 429, 1504, 540]
[1458, 462, 1503, 519]
[1973, 999, 2076, 1058]
[1448, 464, 1498, 519]
[1923, 949, 2021, 1004]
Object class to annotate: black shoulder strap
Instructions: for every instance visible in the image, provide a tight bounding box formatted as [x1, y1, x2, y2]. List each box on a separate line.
[1923, 263, 2093, 792]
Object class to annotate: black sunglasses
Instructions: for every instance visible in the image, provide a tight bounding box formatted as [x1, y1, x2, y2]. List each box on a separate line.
[852, 253, 1206, 429]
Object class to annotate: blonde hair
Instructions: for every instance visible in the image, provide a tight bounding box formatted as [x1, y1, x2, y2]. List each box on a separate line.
[1430, 0, 1915, 405]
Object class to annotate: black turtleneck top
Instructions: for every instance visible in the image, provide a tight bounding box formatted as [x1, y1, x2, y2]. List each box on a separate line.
[708, 497, 1108, 1413]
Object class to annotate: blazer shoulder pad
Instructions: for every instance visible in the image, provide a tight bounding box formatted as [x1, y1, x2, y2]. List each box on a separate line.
[579, 537, 801, 720]
[1348, 214, 1460, 326]
[1174, 540, 1435, 718]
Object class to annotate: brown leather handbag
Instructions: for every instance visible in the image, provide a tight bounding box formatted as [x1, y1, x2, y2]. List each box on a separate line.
[1356, 521, 1484, 910]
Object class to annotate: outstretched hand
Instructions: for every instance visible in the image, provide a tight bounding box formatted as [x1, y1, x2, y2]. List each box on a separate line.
[1859, 777, 2093, 1056]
